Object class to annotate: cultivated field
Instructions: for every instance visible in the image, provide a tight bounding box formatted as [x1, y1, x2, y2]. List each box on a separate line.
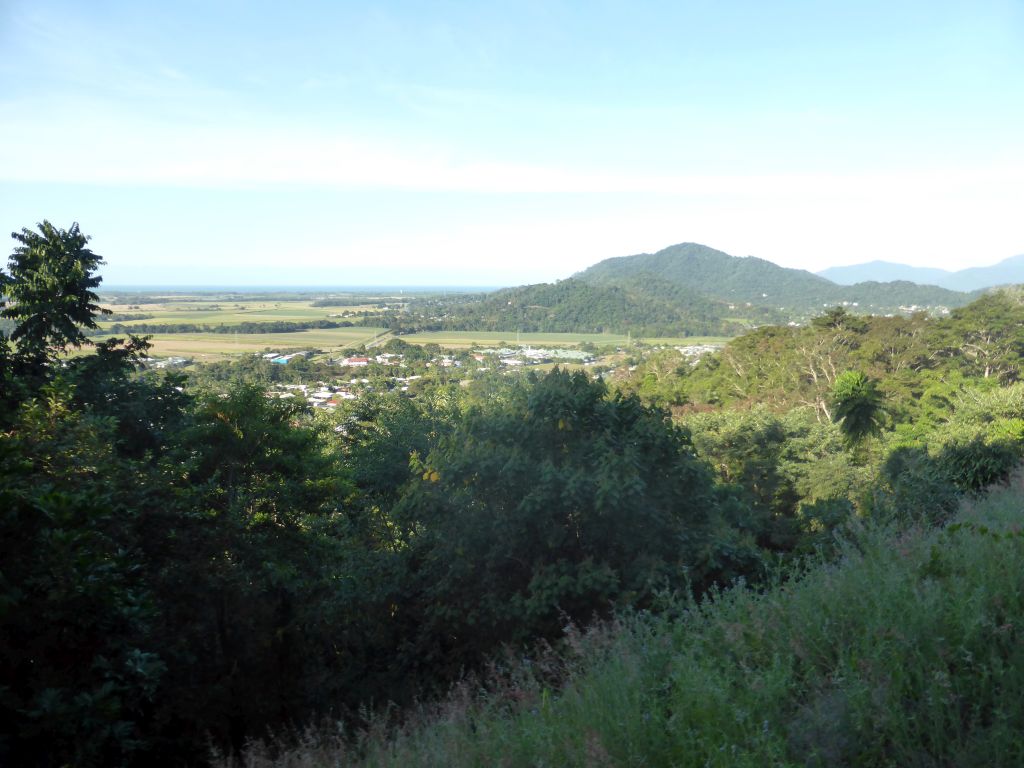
[98, 300, 384, 327]
[118, 327, 388, 361]
[94, 297, 730, 360]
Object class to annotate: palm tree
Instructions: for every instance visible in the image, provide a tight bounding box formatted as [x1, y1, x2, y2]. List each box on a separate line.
[831, 370, 884, 445]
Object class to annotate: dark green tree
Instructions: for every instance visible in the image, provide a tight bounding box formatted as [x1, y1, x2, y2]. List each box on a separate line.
[2, 221, 108, 368]
[394, 369, 725, 675]
[831, 370, 884, 445]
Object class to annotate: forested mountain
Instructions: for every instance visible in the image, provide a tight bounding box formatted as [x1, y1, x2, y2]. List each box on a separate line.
[576, 242, 977, 312]
[408, 243, 979, 338]
[578, 242, 836, 307]
[411, 277, 774, 337]
[821, 253, 1024, 291]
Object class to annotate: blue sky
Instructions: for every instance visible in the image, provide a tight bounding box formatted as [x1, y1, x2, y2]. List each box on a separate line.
[1, 0, 1022, 286]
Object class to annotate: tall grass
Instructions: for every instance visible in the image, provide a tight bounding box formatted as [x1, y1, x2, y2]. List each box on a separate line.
[222, 487, 1024, 767]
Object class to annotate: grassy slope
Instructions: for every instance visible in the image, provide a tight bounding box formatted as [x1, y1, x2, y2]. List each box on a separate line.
[230, 485, 1024, 767]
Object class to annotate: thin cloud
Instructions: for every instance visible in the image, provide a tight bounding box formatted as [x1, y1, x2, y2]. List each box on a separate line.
[2, 102, 1020, 202]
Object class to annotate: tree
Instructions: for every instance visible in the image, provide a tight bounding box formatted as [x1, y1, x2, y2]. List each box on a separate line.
[393, 369, 724, 674]
[831, 370, 884, 445]
[2, 221, 108, 369]
[933, 290, 1024, 382]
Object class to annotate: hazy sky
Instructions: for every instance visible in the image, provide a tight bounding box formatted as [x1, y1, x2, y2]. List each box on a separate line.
[1, 1, 1022, 286]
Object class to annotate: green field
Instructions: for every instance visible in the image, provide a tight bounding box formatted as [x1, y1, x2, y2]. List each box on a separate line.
[131, 327, 388, 360]
[98, 300, 382, 328]
[94, 298, 731, 359]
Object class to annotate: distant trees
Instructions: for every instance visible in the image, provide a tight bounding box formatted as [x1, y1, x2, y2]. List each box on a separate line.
[98, 318, 352, 335]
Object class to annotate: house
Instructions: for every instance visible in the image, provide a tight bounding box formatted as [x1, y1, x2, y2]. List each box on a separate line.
[339, 356, 370, 367]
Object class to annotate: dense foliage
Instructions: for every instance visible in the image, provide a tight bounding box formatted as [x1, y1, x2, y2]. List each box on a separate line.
[5, 221, 1024, 767]
[402, 277, 762, 337]
[277, 489, 1024, 767]
[0, 223, 765, 765]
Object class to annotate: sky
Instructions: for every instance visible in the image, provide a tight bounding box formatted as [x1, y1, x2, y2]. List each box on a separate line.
[1, 0, 1022, 287]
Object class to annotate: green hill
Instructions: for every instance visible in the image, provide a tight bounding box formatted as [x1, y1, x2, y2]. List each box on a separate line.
[577, 242, 977, 313]
[414, 243, 979, 338]
[419, 276, 775, 337]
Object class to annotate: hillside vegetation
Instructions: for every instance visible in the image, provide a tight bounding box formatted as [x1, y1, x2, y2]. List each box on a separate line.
[245, 487, 1024, 767]
[4, 222, 1024, 767]
[404, 277, 765, 337]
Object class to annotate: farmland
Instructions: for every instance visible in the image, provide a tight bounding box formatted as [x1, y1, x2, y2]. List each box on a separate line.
[93, 294, 728, 360]
[94, 296, 391, 360]
[129, 327, 389, 360]
[97, 298, 385, 326]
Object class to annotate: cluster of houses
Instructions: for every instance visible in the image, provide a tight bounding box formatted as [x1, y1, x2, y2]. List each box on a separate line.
[337, 352, 405, 367]
[675, 343, 722, 361]
[270, 382, 359, 411]
[898, 305, 951, 316]
[267, 372, 428, 411]
[141, 356, 191, 369]
[478, 347, 595, 366]
[252, 344, 632, 411]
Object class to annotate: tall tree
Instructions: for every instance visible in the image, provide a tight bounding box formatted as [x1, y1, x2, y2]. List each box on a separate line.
[831, 370, 884, 445]
[2, 221, 108, 369]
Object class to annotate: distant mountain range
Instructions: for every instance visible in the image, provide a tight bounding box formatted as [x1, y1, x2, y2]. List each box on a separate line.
[819, 255, 1024, 292]
[423, 243, 985, 337]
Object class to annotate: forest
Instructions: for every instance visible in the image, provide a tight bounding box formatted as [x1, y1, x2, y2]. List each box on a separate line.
[3, 222, 1024, 767]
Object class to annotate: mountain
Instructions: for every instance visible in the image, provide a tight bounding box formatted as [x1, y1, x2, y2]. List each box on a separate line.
[954, 255, 1024, 291]
[818, 260, 952, 286]
[576, 243, 835, 308]
[820, 254, 1024, 291]
[576, 243, 974, 313]
[415, 242, 981, 338]
[416, 277, 772, 337]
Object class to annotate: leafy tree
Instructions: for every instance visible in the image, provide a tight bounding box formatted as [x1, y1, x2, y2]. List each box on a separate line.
[0, 387, 169, 766]
[932, 289, 1024, 382]
[811, 305, 868, 333]
[2, 221, 108, 368]
[393, 369, 725, 675]
[831, 370, 885, 445]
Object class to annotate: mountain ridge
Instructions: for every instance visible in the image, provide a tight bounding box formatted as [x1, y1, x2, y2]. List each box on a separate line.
[419, 242, 982, 338]
[819, 254, 1024, 291]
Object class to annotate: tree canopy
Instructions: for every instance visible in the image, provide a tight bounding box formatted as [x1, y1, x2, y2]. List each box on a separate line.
[3, 221, 107, 364]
